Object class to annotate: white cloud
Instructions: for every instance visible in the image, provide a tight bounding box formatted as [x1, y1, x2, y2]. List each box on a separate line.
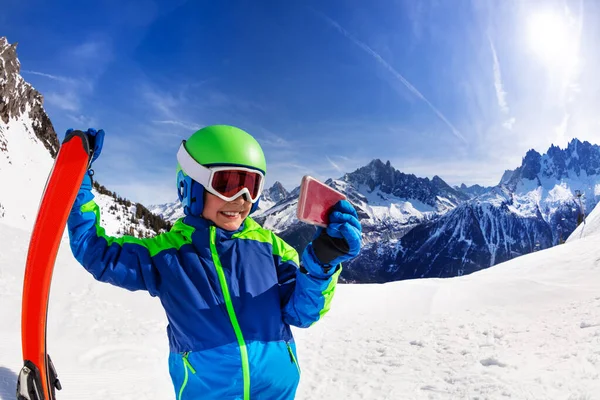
[142, 86, 181, 119]
[489, 38, 509, 114]
[67, 40, 113, 71]
[554, 113, 570, 143]
[109, 180, 176, 206]
[503, 117, 516, 130]
[326, 156, 342, 172]
[68, 114, 97, 128]
[45, 92, 80, 112]
[23, 68, 94, 113]
[259, 135, 294, 149]
[22, 70, 78, 85]
[152, 120, 201, 131]
[394, 157, 514, 188]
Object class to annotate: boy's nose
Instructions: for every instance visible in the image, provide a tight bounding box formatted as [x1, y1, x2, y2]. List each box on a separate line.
[231, 194, 247, 204]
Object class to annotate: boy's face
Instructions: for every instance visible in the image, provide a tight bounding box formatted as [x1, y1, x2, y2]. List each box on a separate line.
[202, 192, 252, 231]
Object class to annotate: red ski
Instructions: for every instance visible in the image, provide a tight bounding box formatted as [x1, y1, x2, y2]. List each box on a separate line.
[17, 131, 91, 400]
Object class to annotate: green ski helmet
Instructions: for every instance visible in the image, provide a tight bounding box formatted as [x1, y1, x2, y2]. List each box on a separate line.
[176, 125, 267, 216]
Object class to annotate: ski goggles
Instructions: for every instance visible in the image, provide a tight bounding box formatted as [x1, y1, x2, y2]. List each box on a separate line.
[177, 142, 265, 203]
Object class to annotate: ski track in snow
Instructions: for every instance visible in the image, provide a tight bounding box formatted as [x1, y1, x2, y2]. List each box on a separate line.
[2, 215, 600, 399]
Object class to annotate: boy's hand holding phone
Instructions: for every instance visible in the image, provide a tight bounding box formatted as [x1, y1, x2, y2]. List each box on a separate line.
[301, 200, 362, 278]
[296, 175, 362, 277]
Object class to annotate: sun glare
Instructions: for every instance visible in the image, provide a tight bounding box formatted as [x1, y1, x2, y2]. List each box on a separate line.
[527, 11, 573, 65]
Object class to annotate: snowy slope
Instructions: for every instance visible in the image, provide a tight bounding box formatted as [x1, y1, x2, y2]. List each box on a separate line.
[1, 214, 599, 399]
[0, 113, 54, 230]
[147, 200, 184, 224]
[567, 200, 600, 242]
[1, 38, 57, 230]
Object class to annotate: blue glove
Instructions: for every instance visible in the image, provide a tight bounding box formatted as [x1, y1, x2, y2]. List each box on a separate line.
[65, 128, 104, 166]
[301, 200, 362, 278]
[65, 128, 104, 189]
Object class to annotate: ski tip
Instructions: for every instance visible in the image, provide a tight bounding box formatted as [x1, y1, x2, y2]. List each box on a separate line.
[62, 130, 91, 155]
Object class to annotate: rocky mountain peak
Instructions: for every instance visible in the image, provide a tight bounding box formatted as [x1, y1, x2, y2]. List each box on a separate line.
[431, 175, 449, 188]
[511, 140, 600, 184]
[347, 158, 399, 192]
[265, 181, 289, 203]
[520, 149, 542, 180]
[0, 36, 58, 157]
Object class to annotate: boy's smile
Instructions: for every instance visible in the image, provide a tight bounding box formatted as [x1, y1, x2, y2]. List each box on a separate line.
[202, 192, 252, 231]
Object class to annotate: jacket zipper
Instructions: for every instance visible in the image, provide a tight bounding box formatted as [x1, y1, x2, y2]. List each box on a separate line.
[286, 342, 301, 376]
[209, 226, 250, 400]
[178, 352, 196, 400]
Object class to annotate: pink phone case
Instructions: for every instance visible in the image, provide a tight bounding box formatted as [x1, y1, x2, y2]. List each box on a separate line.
[297, 175, 347, 227]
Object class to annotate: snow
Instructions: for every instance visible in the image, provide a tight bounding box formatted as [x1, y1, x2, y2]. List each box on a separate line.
[502, 175, 597, 224]
[567, 199, 600, 243]
[353, 183, 438, 226]
[148, 200, 184, 224]
[0, 113, 54, 230]
[261, 197, 299, 231]
[1, 212, 600, 399]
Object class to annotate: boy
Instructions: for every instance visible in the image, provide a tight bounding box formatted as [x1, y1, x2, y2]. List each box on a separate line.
[67, 125, 362, 399]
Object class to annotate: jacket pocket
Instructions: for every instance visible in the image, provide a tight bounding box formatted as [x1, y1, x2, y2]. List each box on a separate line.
[178, 352, 197, 400]
[286, 342, 301, 376]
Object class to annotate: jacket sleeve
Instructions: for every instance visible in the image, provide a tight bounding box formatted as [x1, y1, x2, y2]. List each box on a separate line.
[67, 176, 166, 296]
[271, 232, 341, 328]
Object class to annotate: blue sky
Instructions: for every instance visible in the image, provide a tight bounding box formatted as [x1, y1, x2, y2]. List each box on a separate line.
[3, 0, 599, 205]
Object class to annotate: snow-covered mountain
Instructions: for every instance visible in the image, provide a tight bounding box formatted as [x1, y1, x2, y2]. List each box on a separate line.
[250, 160, 472, 263]
[257, 180, 290, 210]
[0, 36, 169, 237]
[147, 200, 184, 224]
[0, 37, 59, 229]
[344, 140, 600, 282]
[499, 169, 515, 185]
[454, 183, 493, 198]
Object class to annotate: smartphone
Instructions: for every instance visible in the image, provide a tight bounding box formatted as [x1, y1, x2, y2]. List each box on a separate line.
[297, 175, 347, 227]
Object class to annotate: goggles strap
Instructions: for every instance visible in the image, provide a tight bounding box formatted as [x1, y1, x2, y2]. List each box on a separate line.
[176, 142, 211, 187]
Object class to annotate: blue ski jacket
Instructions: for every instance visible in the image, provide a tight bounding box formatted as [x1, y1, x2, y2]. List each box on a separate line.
[67, 181, 341, 400]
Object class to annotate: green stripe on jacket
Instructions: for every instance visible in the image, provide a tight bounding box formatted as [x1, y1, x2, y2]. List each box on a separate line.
[80, 200, 194, 256]
[233, 218, 299, 265]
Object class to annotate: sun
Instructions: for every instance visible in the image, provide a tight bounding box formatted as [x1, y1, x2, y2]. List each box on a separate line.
[527, 10, 573, 65]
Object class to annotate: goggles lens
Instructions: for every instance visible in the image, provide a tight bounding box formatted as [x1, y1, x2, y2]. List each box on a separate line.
[210, 169, 263, 201]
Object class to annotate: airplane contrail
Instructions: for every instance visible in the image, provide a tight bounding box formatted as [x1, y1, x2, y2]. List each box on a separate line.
[314, 10, 466, 142]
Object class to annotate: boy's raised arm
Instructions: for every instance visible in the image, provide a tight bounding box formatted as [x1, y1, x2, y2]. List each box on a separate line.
[66, 128, 168, 296]
[278, 200, 362, 327]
